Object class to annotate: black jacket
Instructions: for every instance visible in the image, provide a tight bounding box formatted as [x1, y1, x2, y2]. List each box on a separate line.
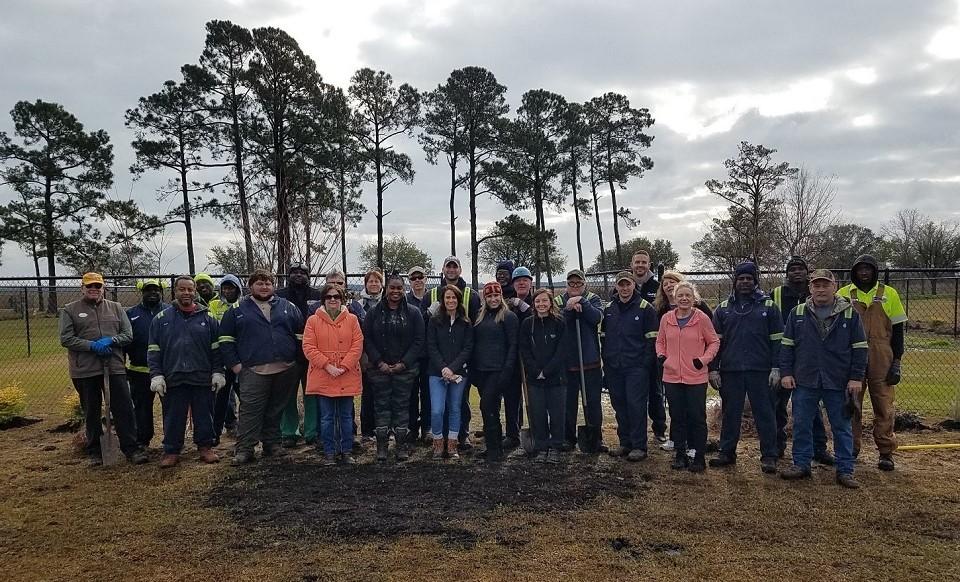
[426, 314, 474, 377]
[601, 292, 658, 370]
[362, 299, 425, 368]
[470, 307, 519, 374]
[277, 284, 322, 362]
[519, 314, 567, 386]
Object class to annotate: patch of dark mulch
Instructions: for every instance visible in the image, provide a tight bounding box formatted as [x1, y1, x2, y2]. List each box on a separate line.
[939, 419, 960, 431]
[0, 416, 41, 430]
[208, 460, 638, 544]
[894, 411, 932, 432]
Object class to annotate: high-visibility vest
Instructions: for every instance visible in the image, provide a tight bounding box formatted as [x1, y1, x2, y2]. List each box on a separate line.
[431, 285, 472, 309]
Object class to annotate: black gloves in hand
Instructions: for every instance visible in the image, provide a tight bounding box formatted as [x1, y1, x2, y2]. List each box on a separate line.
[657, 355, 667, 366]
[692, 358, 704, 370]
[886, 359, 902, 386]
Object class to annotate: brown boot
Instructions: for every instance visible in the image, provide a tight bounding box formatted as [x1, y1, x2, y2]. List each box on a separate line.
[159, 453, 180, 468]
[198, 447, 220, 464]
[433, 438, 445, 459]
[446, 438, 460, 460]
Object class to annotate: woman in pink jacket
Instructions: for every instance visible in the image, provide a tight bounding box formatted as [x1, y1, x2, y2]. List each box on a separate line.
[302, 284, 364, 465]
[656, 281, 720, 473]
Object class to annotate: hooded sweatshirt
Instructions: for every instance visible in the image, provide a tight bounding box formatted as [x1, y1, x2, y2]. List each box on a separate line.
[837, 254, 906, 359]
[209, 274, 242, 321]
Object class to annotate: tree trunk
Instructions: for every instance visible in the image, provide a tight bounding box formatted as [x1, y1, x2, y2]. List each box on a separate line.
[230, 96, 254, 273]
[449, 157, 457, 256]
[589, 151, 607, 271]
[43, 178, 58, 314]
[179, 164, 196, 274]
[303, 196, 312, 276]
[571, 162, 584, 271]
[606, 146, 623, 268]
[31, 237, 43, 311]
[339, 169, 348, 274]
[469, 151, 479, 290]
[275, 120, 291, 275]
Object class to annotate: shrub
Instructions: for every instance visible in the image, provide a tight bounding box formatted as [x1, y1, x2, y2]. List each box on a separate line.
[61, 391, 84, 426]
[0, 384, 28, 425]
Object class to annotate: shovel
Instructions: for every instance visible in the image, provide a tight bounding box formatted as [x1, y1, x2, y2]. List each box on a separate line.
[518, 360, 536, 455]
[100, 361, 123, 467]
[574, 317, 601, 454]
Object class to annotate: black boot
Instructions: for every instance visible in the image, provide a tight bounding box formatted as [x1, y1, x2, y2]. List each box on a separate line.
[671, 451, 689, 470]
[689, 453, 706, 473]
[375, 427, 389, 463]
[395, 428, 410, 461]
[484, 424, 503, 462]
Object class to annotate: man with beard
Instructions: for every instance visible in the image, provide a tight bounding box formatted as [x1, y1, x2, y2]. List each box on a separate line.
[496, 260, 516, 299]
[277, 263, 323, 448]
[837, 255, 907, 471]
[632, 250, 667, 442]
[125, 278, 168, 449]
[194, 273, 218, 307]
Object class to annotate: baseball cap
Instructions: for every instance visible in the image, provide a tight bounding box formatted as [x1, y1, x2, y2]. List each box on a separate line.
[809, 268, 836, 283]
[615, 271, 636, 284]
[566, 269, 585, 281]
[443, 256, 461, 268]
[82, 272, 104, 286]
[407, 266, 426, 277]
[137, 278, 162, 291]
[288, 262, 309, 274]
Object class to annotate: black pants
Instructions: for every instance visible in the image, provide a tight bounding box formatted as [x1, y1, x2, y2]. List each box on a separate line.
[718, 371, 779, 460]
[359, 371, 376, 436]
[457, 384, 475, 444]
[648, 364, 667, 437]
[212, 368, 239, 438]
[564, 367, 603, 446]
[474, 370, 506, 453]
[368, 366, 418, 430]
[162, 384, 216, 454]
[528, 381, 565, 451]
[127, 370, 157, 448]
[664, 383, 707, 457]
[503, 367, 523, 440]
[72, 374, 139, 457]
[776, 388, 828, 456]
[408, 360, 431, 438]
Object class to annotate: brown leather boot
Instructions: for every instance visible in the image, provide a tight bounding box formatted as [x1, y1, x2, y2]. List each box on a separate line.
[159, 453, 180, 468]
[432, 438, 445, 459]
[446, 438, 460, 460]
[198, 447, 220, 464]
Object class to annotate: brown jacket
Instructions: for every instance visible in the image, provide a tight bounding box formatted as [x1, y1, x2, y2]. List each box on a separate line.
[59, 298, 133, 378]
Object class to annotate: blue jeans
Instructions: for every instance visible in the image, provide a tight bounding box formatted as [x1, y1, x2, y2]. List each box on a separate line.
[316, 396, 354, 455]
[162, 384, 215, 454]
[606, 366, 650, 451]
[719, 371, 778, 460]
[792, 386, 855, 475]
[429, 375, 466, 439]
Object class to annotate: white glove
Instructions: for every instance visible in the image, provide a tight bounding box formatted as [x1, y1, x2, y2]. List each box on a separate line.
[428, 301, 441, 316]
[516, 300, 530, 312]
[768, 368, 781, 390]
[211, 372, 226, 392]
[150, 375, 167, 397]
[709, 371, 722, 390]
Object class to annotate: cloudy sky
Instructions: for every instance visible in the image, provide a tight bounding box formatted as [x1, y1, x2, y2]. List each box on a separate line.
[2, 0, 959, 279]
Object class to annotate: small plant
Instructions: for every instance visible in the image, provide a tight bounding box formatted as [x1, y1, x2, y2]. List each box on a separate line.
[0, 384, 28, 425]
[61, 391, 84, 426]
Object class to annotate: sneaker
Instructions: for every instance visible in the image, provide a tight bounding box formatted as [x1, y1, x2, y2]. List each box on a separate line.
[626, 449, 647, 462]
[232, 450, 255, 465]
[760, 457, 778, 474]
[159, 453, 180, 468]
[127, 449, 149, 465]
[660, 440, 675, 451]
[608, 446, 630, 458]
[546, 449, 561, 464]
[198, 447, 220, 464]
[814, 451, 835, 466]
[654, 433, 668, 443]
[709, 453, 736, 467]
[836, 473, 860, 489]
[780, 465, 812, 480]
[878, 454, 895, 471]
[320, 453, 336, 466]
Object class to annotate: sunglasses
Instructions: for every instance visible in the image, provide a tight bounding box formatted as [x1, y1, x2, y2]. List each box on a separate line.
[409, 275, 424, 281]
[85, 283, 103, 289]
[323, 294, 342, 301]
[567, 281, 585, 288]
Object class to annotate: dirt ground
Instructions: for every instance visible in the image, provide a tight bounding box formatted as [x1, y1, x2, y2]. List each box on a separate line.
[1, 416, 958, 582]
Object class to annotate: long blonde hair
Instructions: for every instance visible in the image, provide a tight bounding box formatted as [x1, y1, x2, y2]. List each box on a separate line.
[654, 270, 685, 313]
[475, 295, 508, 325]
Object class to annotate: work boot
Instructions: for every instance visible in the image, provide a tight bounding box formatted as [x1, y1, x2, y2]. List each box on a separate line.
[375, 428, 389, 463]
[159, 453, 179, 468]
[852, 446, 860, 459]
[232, 450, 255, 465]
[320, 453, 336, 466]
[689, 454, 706, 473]
[560, 441, 575, 452]
[836, 473, 860, 489]
[780, 465, 812, 480]
[198, 447, 220, 464]
[608, 446, 630, 458]
[878, 454, 895, 471]
[760, 457, 778, 474]
[281, 436, 299, 449]
[446, 439, 460, 460]
[709, 453, 736, 467]
[340, 453, 357, 465]
[546, 449, 561, 464]
[654, 433, 668, 443]
[261, 444, 287, 458]
[395, 428, 410, 461]
[127, 448, 149, 465]
[432, 438, 445, 459]
[814, 451, 835, 466]
[671, 452, 689, 470]
[502, 436, 521, 450]
[87, 454, 103, 467]
[535, 451, 548, 463]
[627, 449, 647, 462]
[458, 438, 473, 453]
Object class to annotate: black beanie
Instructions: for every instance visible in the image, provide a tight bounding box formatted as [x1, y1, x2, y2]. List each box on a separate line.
[785, 256, 808, 272]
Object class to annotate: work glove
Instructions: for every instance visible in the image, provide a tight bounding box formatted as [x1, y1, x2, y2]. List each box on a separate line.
[692, 358, 704, 370]
[150, 375, 167, 397]
[709, 371, 722, 390]
[513, 298, 530, 312]
[91, 338, 112, 356]
[886, 359, 902, 386]
[428, 301, 441, 316]
[211, 372, 226, 392]
[657, 354, 667, 366]
[768, 368, 781, 390]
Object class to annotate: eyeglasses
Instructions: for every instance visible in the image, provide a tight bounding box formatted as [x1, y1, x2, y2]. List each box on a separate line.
[323, 295, 341, 301]
[409, 275, 424, 281]
[567, 281, 584, 288]
[85, 283, 103, 289]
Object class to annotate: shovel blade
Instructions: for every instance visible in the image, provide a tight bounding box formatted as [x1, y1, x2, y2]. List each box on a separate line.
[520, 428, 536, 454]
[577, 424, 600, 454]
[100, 426, 123, 467]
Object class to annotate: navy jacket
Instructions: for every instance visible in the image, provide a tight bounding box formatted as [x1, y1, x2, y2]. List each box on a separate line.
[780, 298, 868, 391]
[712, 289, 784, 372]
[601, 292, 658, 371]
[519, 314, 567, 386]
[125, 301, 167, 373]
[218, 295, 305, 369]
[148, 305, 223, 387]
[554, 291, 604, 370]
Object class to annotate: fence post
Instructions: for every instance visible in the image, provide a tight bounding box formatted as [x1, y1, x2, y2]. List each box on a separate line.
[23, 286, 32, 357]
[905, 279, 910, 318]
[954, 277, 958, 338]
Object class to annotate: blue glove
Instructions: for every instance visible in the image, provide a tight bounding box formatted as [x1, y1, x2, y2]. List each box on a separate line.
[98, 336, 114, 347]
[91, 338, 112, 355]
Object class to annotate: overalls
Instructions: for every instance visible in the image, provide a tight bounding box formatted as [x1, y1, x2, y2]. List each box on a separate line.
[849, 285, 896, 455]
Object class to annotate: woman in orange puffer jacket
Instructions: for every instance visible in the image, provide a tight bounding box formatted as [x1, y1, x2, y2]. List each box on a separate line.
[656, 281, 720, 473]
[303, 284, 364, 465]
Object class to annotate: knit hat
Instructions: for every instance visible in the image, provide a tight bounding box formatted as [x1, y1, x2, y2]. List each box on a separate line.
[785, 256, 808, 273]
[482, 281, 503, 297]
[194, 273, 215, 286]
[496, 260, 515, 275]
[511, 266, 533, 282]
[136, 278, 162, 291]
[734, 261, 758, 282]
[288, 262, 309, 274]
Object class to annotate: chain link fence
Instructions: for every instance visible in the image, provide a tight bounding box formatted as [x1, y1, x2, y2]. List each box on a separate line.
[1, 269, 958, 422]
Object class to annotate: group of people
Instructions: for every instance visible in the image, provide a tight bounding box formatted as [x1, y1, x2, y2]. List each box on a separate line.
[58, 250, 906, 488]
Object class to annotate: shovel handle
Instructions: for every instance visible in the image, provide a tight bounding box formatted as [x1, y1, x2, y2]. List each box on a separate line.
[574, 318, 590, 427]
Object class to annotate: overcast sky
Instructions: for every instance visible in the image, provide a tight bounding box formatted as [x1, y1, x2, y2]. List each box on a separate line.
[2, 0, 959, 279]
